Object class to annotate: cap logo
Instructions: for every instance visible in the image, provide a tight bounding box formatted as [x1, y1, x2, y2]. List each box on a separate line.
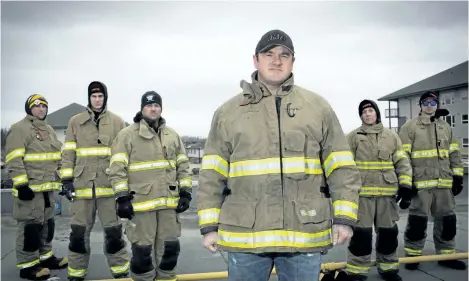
[146, 94, 154, 102]
[268, 33, 286, 42]
[34, 99, 41, 105]
[362, 103, 372, 108]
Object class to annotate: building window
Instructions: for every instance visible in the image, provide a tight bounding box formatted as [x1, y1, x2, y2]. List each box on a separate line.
[461, 90, 468, 101]
[444, 115, 455, 127]
[463, 114, 468, 124]
[440, 92, 455, 105]
[463, 138, 468, 148]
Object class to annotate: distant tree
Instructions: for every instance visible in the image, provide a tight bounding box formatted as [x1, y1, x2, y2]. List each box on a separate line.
[1, 127, 10, 159]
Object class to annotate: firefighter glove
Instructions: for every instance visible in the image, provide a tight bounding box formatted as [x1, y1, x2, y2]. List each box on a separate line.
[116, 192, 134, 219]
[17, 185, 35, 201]
[396, 186, 414, 209]
[452, 176, 463, 196]
[59, 181, 76, 201]
[176, 189, 192, 213]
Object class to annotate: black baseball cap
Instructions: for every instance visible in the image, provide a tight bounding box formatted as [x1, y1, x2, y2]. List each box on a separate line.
[255, 29, 294, 54]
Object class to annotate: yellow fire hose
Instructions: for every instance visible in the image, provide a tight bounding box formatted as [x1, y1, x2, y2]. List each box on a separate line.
[92, 252, 468, 281]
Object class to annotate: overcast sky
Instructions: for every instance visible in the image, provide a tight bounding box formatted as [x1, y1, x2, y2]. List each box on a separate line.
[2, 1, 468, 137]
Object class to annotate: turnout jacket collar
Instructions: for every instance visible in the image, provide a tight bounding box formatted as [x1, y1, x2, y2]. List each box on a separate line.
[239, 71, 294, 105]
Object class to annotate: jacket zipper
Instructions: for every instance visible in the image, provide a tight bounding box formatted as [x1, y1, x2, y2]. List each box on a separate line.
[275, 97, 285, 223]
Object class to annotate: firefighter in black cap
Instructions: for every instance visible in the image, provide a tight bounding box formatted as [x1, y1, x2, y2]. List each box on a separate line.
[338, 99, 412, 281]
[399, 91, 466, 270]
[108, 91, 192, 281]
[5, 94, 68, 280]
[59, 81, 130, 280]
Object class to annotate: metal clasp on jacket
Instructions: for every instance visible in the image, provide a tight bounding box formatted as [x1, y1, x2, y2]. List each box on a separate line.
[286, 103, 297, 117]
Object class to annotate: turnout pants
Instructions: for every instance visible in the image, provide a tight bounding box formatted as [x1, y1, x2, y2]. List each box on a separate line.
[125, 209, 181, 281]
[404, 188, 456, 256]
[67, 196, 130, 279]
[14, 191, 57, 270]
[346, 196, 400, 276]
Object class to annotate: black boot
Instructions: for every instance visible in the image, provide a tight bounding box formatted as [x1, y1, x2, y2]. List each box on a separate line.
[40, 255, 68, 270]
[113, 272, 129, 279]
[438, 260, 467, 270]
[405, 262, 419, 270]
[380, 271, 403, 281]
[336, 271, 367, 281]
[68, 277, 84, 281]
[19, 266, 50, 280]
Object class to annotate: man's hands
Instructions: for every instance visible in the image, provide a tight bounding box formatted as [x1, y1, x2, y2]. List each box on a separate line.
[452, 176, 464, 196]
[116, 192, 135, 220]
[332, 224, 353, 245]
[59, 180, 75, 201]
[17, 185, 35, 201]
[202, 232, 219, 253]
[176, 189, 192, 213]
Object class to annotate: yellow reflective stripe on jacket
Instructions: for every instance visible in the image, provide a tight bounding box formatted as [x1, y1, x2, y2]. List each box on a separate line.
[217, 228, 332, 249]
[414, 178, 452, 190]
[345, 263, 370, 275]
[229, 157, 322, 178]
[76, 147, 111, 157]
[332, 200, 358, 221]
[198, 208, 220, 226]
[74, 187, 115, 199]
[453, 168, 464, 176]
[359, 186, 397, 196]
[27, 182, 61, 193]
[399, 175, 412, 186]
[62, 141, 76, 151]
[23, 152, 61, 162]
[411, 149, 449, 159]
[402, 144, 411, 153]
[113, 181, 128, 193]
[355, 161, 394, 170]
[449, 143, 459, 153]
[179, 177, 192, 188]
[68, 266, 87, 277]
[128, 160, 175, 172]
[177, 154, 189, 164]
[59, 168, 73, 179]
[201, 155, 229, 178]
[392, 150, 407, 163]
[404, 247, 422, 256]
[6, 148, 25, 163]
[12, 174, 28, 187]
[377, 262, 399, 271]
[110, 261, 130, 275]
[110, 153, 129, 166]
[39, 251, 53, 261]
[132, 197, 179, 212]
[17, 258, 40, 269]
[323, 151, 355, 177]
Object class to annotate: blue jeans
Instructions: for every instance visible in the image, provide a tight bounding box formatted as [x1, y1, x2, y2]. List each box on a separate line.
[227, 252, 322, 281]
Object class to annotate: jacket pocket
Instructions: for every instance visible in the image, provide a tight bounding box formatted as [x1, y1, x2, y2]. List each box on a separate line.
[73, 166, 86, 188]
[378, 149, 392, 161]
[51, 141, 63, 152]
[382, 171, 398, 184]
[129, 182, 153, 195]
[294, 197, 332, 225]
[27, 169, 44, 181]
[13, 198, 36, 221]
[283, 130, 307, 180]
[218, 200, 257, 229]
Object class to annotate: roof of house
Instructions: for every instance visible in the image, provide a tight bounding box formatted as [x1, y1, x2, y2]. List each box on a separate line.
[378, 61, 468, 101]
[46, 103, 87, 128]
[185, 142, 205, 149]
